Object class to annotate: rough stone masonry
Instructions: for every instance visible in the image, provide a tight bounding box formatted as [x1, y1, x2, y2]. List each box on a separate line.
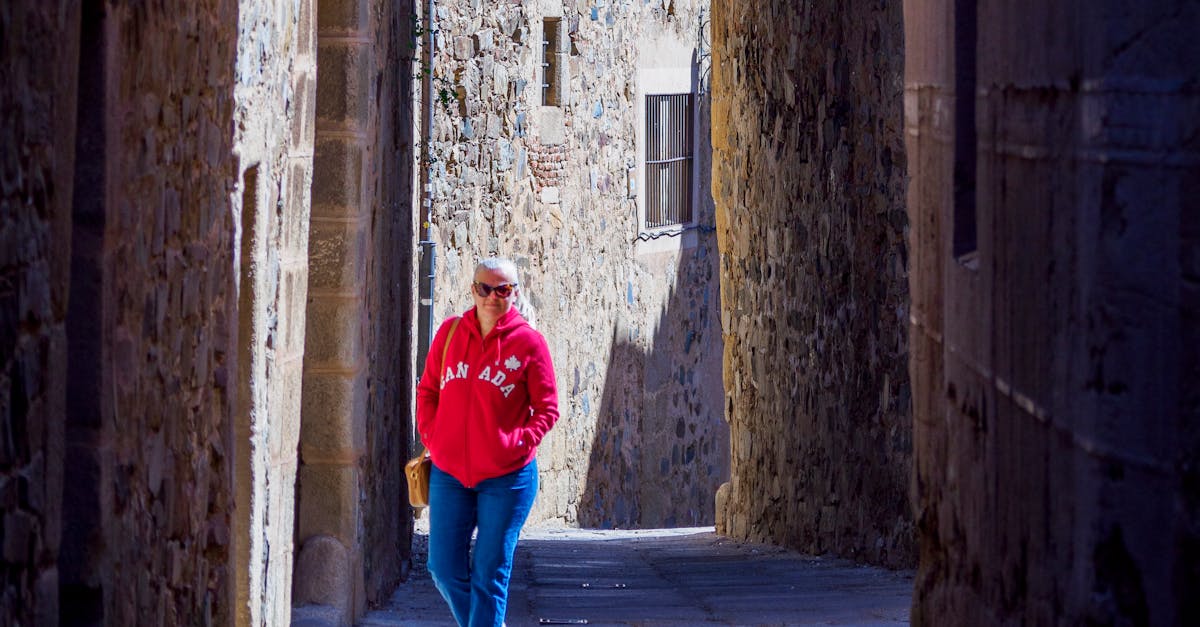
[424, 0, 729, 531]
[710, 0, 914, 568]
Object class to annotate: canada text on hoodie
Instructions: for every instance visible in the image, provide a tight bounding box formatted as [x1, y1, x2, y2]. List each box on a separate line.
[416, 307, 559, 488]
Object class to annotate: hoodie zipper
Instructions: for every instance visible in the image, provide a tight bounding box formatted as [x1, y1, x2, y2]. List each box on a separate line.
[465, 327, 495, 488]
[464, 313, 512, 488]
[465, 332, 478, 488]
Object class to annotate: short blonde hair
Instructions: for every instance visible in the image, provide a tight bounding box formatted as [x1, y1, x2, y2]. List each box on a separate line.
[474, 257, 520, 281]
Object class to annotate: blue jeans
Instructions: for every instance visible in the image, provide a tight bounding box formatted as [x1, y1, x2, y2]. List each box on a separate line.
[427, 459, 538, 627]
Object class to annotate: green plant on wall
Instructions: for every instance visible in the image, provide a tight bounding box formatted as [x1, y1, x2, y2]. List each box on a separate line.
[411, 15, 459, 116]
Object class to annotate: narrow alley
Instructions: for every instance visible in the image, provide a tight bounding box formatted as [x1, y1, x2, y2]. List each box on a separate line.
[349, 526, 913, 627]
[5, 0, 1196, 626]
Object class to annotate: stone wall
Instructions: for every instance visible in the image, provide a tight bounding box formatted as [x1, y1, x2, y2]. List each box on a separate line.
[0, 2, 78, 623]
[6, 0, 320, 623]
[710, 1, 914, 567]
[99, 2, 241, 623]
[232, 0, 316, 624]
[424, 0, 727, 528]
[906, 0, 1200, 623]
[361, 0, 417, 607]
[296, 0, 416, 622]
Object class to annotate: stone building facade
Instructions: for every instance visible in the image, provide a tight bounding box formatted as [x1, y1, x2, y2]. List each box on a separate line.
[1, 0, 416, 624]
[904, 0, 1200, 624]
[6, 0, 1197, 625]
[1, 2, 76, 623]
[422, 0, 729, 529]
[231, 1, 318, 623]
[709, 1, 915, 568]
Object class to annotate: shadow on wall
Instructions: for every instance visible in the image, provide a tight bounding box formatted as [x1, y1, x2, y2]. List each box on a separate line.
[578, 236, 727, 530]
[578, 158, 724, 528]
[579, 332, 645, 527]
[579, 65, 725, 529]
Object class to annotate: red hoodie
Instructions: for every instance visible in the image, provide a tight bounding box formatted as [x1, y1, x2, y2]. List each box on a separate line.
[416, 307, 559, 488]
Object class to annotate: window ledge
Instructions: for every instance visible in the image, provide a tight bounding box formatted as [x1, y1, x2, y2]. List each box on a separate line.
[634, 226, 697, 256]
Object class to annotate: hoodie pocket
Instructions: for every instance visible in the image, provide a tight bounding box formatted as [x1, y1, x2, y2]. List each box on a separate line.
[499, 427, 532, 459]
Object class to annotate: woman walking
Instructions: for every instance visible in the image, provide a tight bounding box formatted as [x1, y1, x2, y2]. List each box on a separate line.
[416, 257, 560, 627]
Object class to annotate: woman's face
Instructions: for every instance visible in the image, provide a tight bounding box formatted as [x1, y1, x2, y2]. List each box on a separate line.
[472, 267, 519, 318]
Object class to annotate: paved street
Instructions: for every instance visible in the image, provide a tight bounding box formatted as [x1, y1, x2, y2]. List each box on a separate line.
[360, 525, 913, 626]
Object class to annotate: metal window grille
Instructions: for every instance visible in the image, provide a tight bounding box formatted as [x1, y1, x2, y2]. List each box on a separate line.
[644, 94, 693, 228]
[542, 19, 561, 106]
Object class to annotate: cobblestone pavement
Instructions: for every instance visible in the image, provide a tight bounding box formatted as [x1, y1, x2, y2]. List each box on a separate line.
[359, 524, 913, 627]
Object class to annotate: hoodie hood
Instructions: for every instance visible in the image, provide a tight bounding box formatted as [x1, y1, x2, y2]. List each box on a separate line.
[462, 306, 528, 365]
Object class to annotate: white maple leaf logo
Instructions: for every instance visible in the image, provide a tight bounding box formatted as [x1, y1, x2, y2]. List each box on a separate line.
[504, 355, 522, 371]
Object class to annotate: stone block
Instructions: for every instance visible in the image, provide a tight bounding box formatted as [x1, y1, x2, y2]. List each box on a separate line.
[453, 36, 475, 60]
[308, 218, 367, 291]
[282, 160, 313, 257]
[36, 566, 58, 626]
[714, 481, 731, 535]
[303, 296, 365, 369]
[290, 72, 317, 153]
[315, 42, 369, 128]
[317, 0, 368, 33]
[311, 138, 365, 216]
[294, 535, 352, 623]
[473, 28, 494, 52]
[493, 64, 509, 98]
[300, 372, 367, 462]
[273, 357, 306, 462]
[3, 511, 35, 563]
[297, 0, 316, 59]
[278, 265, 310, 358]
[297, 464, 360, 544]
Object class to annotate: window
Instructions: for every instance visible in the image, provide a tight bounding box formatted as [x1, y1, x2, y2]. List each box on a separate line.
[644, 93, 694, 229]
[542, 18, 563, 106]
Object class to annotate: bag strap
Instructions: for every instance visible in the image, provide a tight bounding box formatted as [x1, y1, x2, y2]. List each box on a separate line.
[441, 316, 461, 374]
[422, 317, 461, 460]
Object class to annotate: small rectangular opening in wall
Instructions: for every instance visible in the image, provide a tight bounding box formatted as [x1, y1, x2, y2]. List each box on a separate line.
[645, 93, 694, 229]
[542, 18, 562, 106]
[953, 0, 978, 264]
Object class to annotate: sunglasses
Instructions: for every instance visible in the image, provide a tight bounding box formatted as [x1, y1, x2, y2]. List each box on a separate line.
[473, 282, 518, 298]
